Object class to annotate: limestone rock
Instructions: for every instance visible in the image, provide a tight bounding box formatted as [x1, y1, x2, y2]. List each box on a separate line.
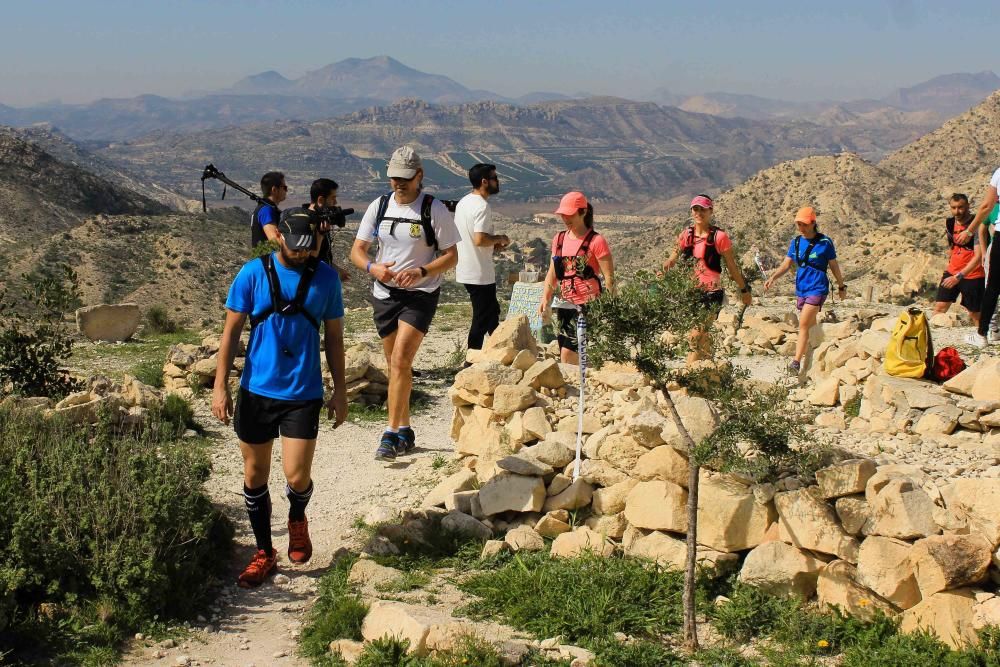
[453, 362, 522, 397]
[944, 357, 1000, 400]
[835, 495, 871, 536]
[590, 368, 647, 390]
[511, 349, 536, 371]
[739, 541, 824, 598]
[910, 534, 991, 597]
[597, 432, 649, 472]
[484, 315, 537, 357]
[526, 435, 575, 468]
[869, 478, 939, 540]
[543, 479, 594, 512]
[522, 406, 552, 440]
[591, 479, 638, 516]
[816, 560, 896, 620]
[481, 540, 510, 559]
[774, 487, 860, 561]
[535, 514, 572, 538]
[441, 511, 492, 541]
[76, 303, 140, 342]
[660, 393, 719, 449]
[329, 639, 364, 663]
[816, 459, 876, 499]
[348, 560, 402, 589]
[697, 472, 775, 553]
[583, 425, 617, 459]
[948, 479, 1000, 547]
[624, 481, 687, 532]
[900, 588, 978, 649]
[626, 410, 668, 447]
[522, 359, 565, 390]
[625, 530, 737, 577]
[550, 527, 614, 558]
[422, 469, 478, 508]
[856, 536, 921, 609]
[492, 384, 537, 417]
[809, 377, 840, 407]
[361, 600, 456, 656]
[497, 454, 554, 477]
[584, 513, 627, 540]
[634, 445, 689, 487]
[478, 473, 546, 516]
[504, 525, 545, 552]
[579, 460, 628, 488]
[556, 413, 603, 434]
[547, 474, 572, 497]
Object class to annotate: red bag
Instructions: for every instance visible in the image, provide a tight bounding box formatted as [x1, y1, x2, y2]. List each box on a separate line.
[932, 347, 965, 382]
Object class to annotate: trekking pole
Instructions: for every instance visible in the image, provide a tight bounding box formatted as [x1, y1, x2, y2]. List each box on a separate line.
[573, 305, 588, 481]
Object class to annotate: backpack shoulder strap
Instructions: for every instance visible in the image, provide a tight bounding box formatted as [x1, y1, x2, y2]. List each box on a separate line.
[555, 230, 567, 255]
[578, 229, 597, 256]
[250, 254, 280, 328]
[291, 258, 320, 330]
[421, 193, 438, 250]
[946, 217, 956, 248]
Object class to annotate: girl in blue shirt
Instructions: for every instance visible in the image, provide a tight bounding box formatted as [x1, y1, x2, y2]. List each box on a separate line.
[764, 207, 847, 374]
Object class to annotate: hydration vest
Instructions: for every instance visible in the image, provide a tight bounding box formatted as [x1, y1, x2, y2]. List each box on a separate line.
[793, 233, 828, 270]
[250, 200, 280, 249]
[552, 229, 602, 304]
[374, 193, 438, 250]
[249, 254, 320, 332]
[681, 225, 722, 273]
[946, 217, 975, 250]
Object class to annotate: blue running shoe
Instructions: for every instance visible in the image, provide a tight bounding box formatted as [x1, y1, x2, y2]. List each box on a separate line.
[375, 431, 399, 461]
[397, 427, 416, 454]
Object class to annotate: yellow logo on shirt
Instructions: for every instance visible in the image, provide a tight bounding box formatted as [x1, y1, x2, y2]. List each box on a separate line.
[409, 223, 422, 239]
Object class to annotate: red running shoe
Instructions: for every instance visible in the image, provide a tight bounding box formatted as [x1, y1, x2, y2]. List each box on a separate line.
[287, 518, 313, 564]
[237, 548, 277, 588]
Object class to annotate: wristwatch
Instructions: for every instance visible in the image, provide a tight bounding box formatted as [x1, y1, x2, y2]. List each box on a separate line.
[838, 282, 847, 290]
[739, 286, 750, 294]
[956, 272, 965, 280]
[419, 266, 428, 277]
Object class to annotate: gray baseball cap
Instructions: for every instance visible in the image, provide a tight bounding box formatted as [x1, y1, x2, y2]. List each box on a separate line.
[387, 146, 422, 179]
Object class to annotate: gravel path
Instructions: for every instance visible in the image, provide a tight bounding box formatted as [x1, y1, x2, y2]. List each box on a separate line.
[122, 333, 463, 666]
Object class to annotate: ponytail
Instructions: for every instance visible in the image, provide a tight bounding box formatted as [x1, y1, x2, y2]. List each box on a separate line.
[582, 203, 594, 229]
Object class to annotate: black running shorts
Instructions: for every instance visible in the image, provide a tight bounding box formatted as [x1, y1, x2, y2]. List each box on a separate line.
[556, 307, 580, 352]
[233, 387, 323, 444]
[935, 272, 985, 312]
[370, 287, 440, 338]
[699, 289, 725, 314]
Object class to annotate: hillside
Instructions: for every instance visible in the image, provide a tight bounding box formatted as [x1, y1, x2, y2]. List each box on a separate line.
[879, 90, 1000, 197]
[97, 97, 927, 208]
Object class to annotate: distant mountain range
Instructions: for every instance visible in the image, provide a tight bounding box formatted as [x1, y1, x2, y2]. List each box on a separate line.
[645, 71, 1000, 126]
[0, 56, 995, 143]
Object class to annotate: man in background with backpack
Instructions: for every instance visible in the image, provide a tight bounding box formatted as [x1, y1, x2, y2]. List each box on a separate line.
[250, 171, 287, 251]
[350, 146, 460, 461]
[933, 193, 984, 327]
[454, 163, 509, 356]
[212, 208, 348, 588]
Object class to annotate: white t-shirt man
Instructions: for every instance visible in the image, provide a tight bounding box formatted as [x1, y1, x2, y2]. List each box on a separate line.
[356, 194, 460, 300]
[454, 193, 496, 285]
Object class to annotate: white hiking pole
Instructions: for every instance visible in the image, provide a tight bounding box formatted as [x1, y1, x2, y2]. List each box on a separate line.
[573, 305, 588, 481]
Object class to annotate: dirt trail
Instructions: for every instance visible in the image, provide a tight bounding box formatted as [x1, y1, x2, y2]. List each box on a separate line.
[123, 335, 461, 667]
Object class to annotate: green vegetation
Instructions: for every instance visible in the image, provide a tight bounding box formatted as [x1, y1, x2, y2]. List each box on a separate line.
[299, 555, 369, 665]
[145, 304, 180, 334]
[0, 401, 232, 664]
[72, 330, 201, 381]
[131, 358, 165, 387]
[844, 392, 862, 419]
[0, 264, 83, 399]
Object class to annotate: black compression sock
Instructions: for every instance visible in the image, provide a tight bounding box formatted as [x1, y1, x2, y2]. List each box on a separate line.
[243, 484, 273, 553]
[286, 481, 314, 521]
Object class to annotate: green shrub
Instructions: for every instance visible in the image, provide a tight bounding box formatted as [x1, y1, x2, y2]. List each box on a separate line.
[145, 305, 180, 334]
[299, 555, 369, 663]
[251, 239, 280, 259]
[0, 402, 233, 662]
[0, 264, 83, 399]
[844, 393, 862, 419]
[131, 358, 165, 388]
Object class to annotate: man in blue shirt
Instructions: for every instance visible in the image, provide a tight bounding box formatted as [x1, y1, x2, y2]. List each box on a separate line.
[213, 208, 347, 588]
[250, 171, 287, 251]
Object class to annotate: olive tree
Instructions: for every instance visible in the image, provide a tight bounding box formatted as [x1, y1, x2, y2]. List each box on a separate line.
[586, 265, 806, 650]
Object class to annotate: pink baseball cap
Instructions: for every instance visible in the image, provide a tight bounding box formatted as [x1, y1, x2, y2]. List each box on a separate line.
[690, 194, 714, 209]
[555, 191, 589, 216]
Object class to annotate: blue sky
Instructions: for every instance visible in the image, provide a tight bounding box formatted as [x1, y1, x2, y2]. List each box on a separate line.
[2, 0, 998, 106]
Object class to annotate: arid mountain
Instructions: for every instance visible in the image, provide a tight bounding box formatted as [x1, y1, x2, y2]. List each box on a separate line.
[97, 97, 931, 208]
[884, 71, 1000, 115]
[879, 90, 1000, 198]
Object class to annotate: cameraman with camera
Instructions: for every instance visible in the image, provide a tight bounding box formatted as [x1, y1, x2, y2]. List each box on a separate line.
[305, 178, 352, 282]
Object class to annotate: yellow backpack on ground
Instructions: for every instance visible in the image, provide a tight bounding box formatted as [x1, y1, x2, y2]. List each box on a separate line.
[884, 308, 933, 378]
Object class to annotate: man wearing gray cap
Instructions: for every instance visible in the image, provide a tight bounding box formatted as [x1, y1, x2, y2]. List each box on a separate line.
[351, 146, 460, 460]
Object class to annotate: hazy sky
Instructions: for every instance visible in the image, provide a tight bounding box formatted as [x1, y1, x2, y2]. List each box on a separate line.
[3, 0, 998, 106]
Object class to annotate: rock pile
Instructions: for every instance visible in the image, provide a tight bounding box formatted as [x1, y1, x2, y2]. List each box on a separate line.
[75, 303, 141, 342]
[1, 373, 164, 426]
[162, 336, 391, 406]
[408, 314, 1000, 648]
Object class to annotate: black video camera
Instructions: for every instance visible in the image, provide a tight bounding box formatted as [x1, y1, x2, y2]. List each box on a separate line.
[313, 205, 356, 229]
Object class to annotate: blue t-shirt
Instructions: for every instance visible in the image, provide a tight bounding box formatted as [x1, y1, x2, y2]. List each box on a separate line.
[225, 254, 344, 401]
[257, 205, 276, 227]
[787, 234, 837, 297]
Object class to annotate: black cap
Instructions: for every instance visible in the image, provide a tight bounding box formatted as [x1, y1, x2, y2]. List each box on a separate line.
[279, 208, 316, 250]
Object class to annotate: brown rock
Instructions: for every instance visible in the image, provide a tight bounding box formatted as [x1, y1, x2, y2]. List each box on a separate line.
[910, 534, 991, 597]
[521, 406, 552, 440]
[774, 488, 860, 561]
[478, 473, 546, 516]
[522, 359, 565, 390]
[591, 479, 638, 515]
[869, 478, 939, 540]
[543, 479, 593, 512]
[76, 303, 140, 342]
[948, 479, 1000, 547]
[422, 469, 478, 508]
[535, 514, 572, 538]
[484, 315, 538, 358]
[697, 472, 775, 552]
[634, 445, 689, 487]
[623, 481, 688, 532]
[856, 536, 921, 609]
[835, 495, 871, 536]
[739, 541, 824, 598]
[597, 432, 649, 472]
[900, 589, 978, 649]
[504, 525, 545, 552]
[816, 560, 896, 620]
[492, 385, 537, 417]
[816, 459, 877, 499]
[550, 527, 614, 558]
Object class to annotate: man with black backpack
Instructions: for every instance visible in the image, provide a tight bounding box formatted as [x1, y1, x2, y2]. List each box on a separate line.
[933, 193, 984, 327]
[350, 146, 460, 461]
[212, 207, 347, 588]
[250, 171, 287, 251]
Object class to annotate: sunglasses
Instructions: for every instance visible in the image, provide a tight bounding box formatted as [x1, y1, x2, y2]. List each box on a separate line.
[278, 184, 288, 191]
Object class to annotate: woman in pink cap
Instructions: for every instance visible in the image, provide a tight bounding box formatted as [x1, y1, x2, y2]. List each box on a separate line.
[663, 194, 752, 363]
[538, 191, 615, 364]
